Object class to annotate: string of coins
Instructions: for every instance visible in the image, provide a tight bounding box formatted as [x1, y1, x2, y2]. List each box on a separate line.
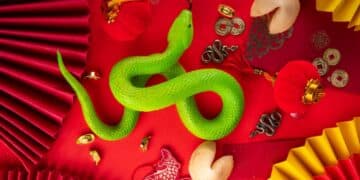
[215, 4, 245, 36]
[312, 48, 349, 88]
[249, 111, 282, 138]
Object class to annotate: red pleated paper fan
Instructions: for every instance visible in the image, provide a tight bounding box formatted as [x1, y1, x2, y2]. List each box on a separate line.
[0, 168, 87, 180]
[274, 60, 320, 114]
[0, 0, 89, 171]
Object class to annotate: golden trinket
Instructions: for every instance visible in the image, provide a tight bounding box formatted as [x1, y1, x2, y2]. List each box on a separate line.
[139, 136, 151, 152]
[76, 133, 95, 145]
[89, 150, 101, 166]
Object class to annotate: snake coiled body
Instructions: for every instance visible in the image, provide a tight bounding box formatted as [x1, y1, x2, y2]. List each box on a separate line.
[57, 10, 244, 140]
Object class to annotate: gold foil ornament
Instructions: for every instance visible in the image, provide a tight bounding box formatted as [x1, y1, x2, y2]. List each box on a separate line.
[76, 133, 95, 145]
[89, 150, 101, 166]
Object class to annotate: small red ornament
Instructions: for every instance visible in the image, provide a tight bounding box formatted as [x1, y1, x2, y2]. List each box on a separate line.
[274, 60, 323, 114]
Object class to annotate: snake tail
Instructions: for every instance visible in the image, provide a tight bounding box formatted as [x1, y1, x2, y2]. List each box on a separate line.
[57, 51, 140, 141]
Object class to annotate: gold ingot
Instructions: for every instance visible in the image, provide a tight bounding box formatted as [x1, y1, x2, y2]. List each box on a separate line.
[302, 79, 325, 104]
[89, 150, 101, 166]
[139, 136, 151, 152]
[218, 4, 235, 18]
[76, 133, 95, 145]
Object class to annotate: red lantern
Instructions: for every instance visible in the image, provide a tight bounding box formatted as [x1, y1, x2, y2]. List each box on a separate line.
[274, 60, 324, 114]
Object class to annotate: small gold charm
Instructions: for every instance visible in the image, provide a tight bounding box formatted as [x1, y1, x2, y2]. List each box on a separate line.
[218, 4, 235, 18]
[83, 71, 101, 80]
[139, 136, 151, 152]
[89, 150, 101, 166]
[302, 79, 325, 104]
[76, 133, 95, 145]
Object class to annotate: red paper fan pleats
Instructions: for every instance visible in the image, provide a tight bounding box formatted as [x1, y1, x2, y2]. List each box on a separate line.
[0, 168, 86, 180]
[314, 155, 360, 180]
[0, 0, 89, 171]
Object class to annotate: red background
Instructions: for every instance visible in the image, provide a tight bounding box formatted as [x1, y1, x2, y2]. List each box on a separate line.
[1, 0, 360, 179]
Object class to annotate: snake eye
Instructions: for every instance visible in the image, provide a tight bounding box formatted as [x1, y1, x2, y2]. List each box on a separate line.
[188, 24, 192, 28]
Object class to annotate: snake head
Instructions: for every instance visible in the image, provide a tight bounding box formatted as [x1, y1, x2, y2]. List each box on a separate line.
[168, 9, 193, 50]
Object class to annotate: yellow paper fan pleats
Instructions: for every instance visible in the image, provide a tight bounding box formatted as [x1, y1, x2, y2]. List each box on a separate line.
[316, 0, 360, 31]
[269, 117, 360, 180]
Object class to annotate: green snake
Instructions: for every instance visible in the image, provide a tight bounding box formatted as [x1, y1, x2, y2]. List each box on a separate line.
[57, 9, 244, 141]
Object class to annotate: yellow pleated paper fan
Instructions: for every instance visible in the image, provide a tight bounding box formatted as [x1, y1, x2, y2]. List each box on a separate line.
[316, 0, 360, 31]
[269, 117, 360, 179]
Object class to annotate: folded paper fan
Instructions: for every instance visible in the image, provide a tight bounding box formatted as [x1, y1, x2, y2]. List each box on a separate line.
[0, 0, 89, 171]
[0, 168, 87, 180]
[269, 117, 360, 179]
[316, 0, 360, 31]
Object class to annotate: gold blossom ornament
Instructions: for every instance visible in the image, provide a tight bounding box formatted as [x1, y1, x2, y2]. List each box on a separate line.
[251, 0, 300, 34]
[76, 133, 95, 145]
[89, 150, 101, 166]
[189, 141, 234, 180]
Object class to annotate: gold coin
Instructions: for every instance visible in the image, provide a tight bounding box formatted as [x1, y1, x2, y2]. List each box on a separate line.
[330, 69, 349, 88]
[323, 48, 341, 66]
[230, 17, 245, 36]
[215, 17, 232, 36]
[312, 57, 328, 76]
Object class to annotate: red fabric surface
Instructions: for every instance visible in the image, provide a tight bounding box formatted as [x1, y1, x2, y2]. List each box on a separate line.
[1, 0, 360, 179]
[0, 167, 85, 180]
[222, 138, 305, 179]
